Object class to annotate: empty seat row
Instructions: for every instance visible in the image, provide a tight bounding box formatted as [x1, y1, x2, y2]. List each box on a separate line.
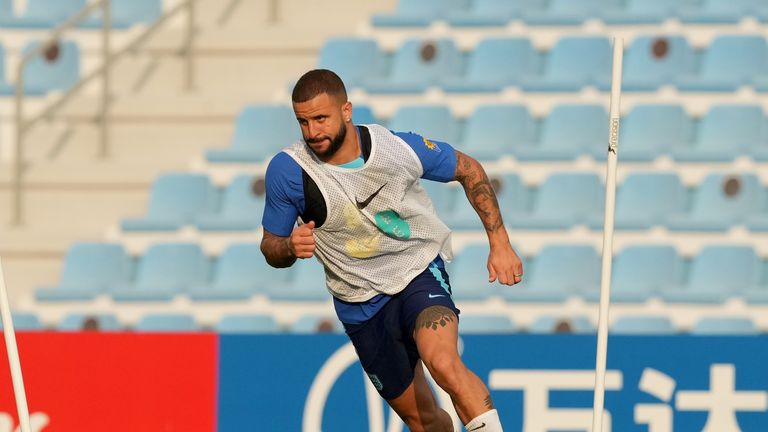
[372, 0, 768, 27]
[207, 103, 768, 164]
[320, 35, 768, 93]
[0, 0, 161, 29]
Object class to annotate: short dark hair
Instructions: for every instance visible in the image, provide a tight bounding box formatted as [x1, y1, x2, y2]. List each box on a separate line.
[292, 69, 348, 103]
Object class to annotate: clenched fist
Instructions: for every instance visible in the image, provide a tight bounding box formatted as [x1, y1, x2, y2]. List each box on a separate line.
[288, 220, 316, 259]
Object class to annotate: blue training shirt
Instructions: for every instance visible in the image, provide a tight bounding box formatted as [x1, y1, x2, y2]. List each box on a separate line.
[262, 127, 458, 323]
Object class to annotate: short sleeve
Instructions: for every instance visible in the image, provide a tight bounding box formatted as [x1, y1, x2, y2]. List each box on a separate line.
[393, 131, 457, 183]
[262, 152, 305, 237]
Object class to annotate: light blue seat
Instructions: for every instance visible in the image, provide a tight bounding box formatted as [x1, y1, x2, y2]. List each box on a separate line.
[442, 38, 538, 92]
[691, 317, 759, 335]
[679, 0, 763, 23]
[58, 313, 122, 331]
[516, 105, 607, 160]
[667, 173, 762, 231]
[290, 314, 344, 334]
[352, 105, 378, 125]
[9, 40, 81, 95]
[36, 243, 131, 301]
[584, 245, 682, 303]
[135, 313, 199, 332]
[663, 245, 762, 303]
[122, 173, 218, 231]
[529, 315, 593, 334]
[196, 174, 264, 231]
[448, 0, 546, 26]
[0, 0, 85, 28]
[388, 105, 460, 144]
[365, 39, 463, 93]
[621, 36, 696, 91]
[458, 105, 537, 160]
[597, 104, 692, 161]
[448, 244, 497, 300]
[318, 38, 384, 89]
[601, 0, 693, 24]
[268, 259, 328, 301]
[189, 243, 279, 301]
[80, 0, 162, 28]
[450, 174, 528, 230]
[611, 316, 676, 334]
[216, 314, 281, 334]
[611, 173, 686, 230]
[510, 173, 603, 229]
[672, 105, 765, 161]
[523, 0, 621, 25]
[420, 180, 457, 217]
[503, 245, 600, 302]
[522, 37, 612, 91]
[372, 0, 469, 27]
[678, 36, 768, 91]
[112, 243, 209, 301]
[460, 314, 515, 334]
[206, 105, 300, 163]
[0, 313, 43, 331]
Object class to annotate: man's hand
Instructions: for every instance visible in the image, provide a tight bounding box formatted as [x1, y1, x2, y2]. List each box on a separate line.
[288, 220, 316, 259]
[488, 243, 524, 285]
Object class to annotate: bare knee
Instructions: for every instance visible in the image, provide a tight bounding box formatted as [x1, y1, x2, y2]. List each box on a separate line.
[402, 408, 453, 432]
[425, 353, 467, 396]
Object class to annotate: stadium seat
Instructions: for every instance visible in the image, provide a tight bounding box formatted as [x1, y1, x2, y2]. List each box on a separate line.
[352, 105, 378, 125]
[80, 0, 162, 28]
[448, 244, 499, 300]
[36, 243, 131, 301]
[672, 105, 765, 161]
[601, 0, 690, 24]
[420, 180, 457, 216]
[188, 243, 279, 301]
[679, 0, 764, 24]
[364, 38, 462, 93]
[529, 315, 593, 334]
[290, 314, 344, 334]
[621, 36, 695, 91]
[521, 37, 612, 91]
[7, 40, 81, 95]
[584, 245, 682, 303]
[667, 173, 762, 231]
[502, 244, 600, 302]
[459, 314, 515, 334]
[677, 36, 768, 91]
[121, 173, 218, 231]
[523, 0, 622, 25]
[691, 317, 759, 335]
[450, 174, 528, 230]
[112, 243, 209, 301]
[595, 104, 693, 161]
[387, 105, 460, 144]
[611, 316, 676, 334]
[58, 313, 122, 331]
[196, 174, 265, 231]
[206, 105, 300, 163]
[268, 259, 328, 301]
[448, 0, 546, 26]
[442, 38, 539, 92]
[611, 172, 686, 230]
[510, 173, 603, 229]
[318, 38, 384, 89]
[216, 314, 281, 333]
[516, 105, 607, 160]
[662, 245, 762, 303]
[458, 104, 537, 161]
[0, 0, 85, 28]
[135, 313, 200, 332]
[0, 313, 44, 331]
[371, 0, 469, 27]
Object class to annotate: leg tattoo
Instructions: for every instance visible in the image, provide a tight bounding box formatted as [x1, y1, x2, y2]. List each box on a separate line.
[415, 306, 456, 332]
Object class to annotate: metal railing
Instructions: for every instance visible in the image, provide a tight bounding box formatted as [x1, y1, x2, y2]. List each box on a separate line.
[11, 0, 198, 225]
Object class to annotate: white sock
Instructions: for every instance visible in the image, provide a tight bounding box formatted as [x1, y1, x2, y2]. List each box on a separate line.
[464, 409, 503, 431]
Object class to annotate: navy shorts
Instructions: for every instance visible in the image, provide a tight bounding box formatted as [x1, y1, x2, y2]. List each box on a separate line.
[342, 264, 460, 400]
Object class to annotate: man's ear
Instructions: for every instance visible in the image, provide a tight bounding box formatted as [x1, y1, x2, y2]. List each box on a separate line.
[343, 101, 353, 122]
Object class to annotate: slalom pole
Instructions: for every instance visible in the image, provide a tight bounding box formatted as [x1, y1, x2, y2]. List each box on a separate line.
[0, 257, 31, 432]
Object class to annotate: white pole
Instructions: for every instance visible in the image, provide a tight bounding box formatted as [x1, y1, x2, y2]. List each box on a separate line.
[591, 37, 623, 432]
[0, 258, 31, 432]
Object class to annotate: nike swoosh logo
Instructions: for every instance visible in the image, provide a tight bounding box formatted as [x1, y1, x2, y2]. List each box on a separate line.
[467, 423, 486, 431]
[428, 294, 446, 299]
[356, 183, 387, 209]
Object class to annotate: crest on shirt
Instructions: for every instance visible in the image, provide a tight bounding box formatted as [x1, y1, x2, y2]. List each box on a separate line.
[422, 136, 441, 152]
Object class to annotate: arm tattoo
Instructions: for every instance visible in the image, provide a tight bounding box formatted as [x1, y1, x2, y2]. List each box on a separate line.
[415, 306, 456, 331]
[484, 395, 495, 410]
[454, 151, 504, 233]
[260, 231, 297, 268]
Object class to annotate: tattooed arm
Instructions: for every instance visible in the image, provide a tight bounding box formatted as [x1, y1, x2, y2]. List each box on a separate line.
[261, 221, 316, 268]
[454, 150, 523, 285]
